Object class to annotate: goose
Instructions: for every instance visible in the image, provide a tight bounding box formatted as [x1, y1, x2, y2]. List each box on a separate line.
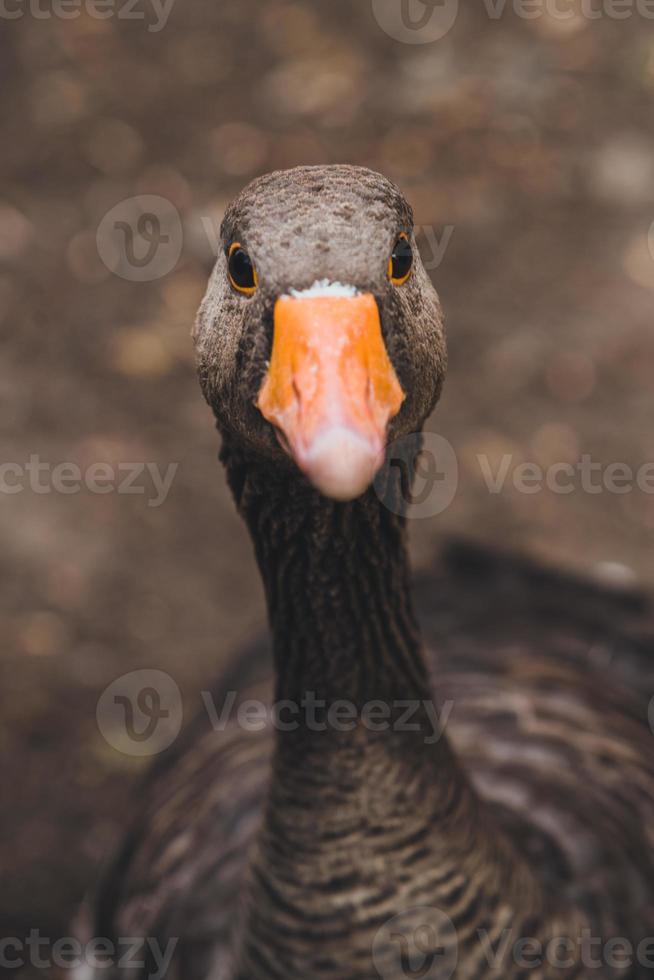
[84, 165, 654, 980]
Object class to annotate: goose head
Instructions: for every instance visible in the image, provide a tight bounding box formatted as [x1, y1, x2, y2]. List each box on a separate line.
[194, 165, 447, 501]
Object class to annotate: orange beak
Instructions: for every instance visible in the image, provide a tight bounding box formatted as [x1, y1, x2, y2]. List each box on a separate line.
[257, 292, 405, 500]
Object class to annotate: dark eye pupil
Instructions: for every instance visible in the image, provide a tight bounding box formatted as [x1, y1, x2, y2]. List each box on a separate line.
[391, 237, 413, 281]
[229, 247, 256, 289]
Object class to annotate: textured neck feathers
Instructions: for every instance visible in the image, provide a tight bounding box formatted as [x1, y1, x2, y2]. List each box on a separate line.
[222, 432, 429, 707]
[219, 431, 566, 980]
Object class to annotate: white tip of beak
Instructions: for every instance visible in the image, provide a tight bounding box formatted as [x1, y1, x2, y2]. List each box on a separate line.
[301, 426, 383, 502]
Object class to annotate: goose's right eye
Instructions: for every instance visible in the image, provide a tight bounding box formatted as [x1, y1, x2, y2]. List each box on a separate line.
[388, 233, 413, 286]
[228, 243, 258, 296]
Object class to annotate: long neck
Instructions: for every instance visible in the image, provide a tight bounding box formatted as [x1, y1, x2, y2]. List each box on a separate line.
[222, 436, 561, 979]
[230, 446, 429, 707]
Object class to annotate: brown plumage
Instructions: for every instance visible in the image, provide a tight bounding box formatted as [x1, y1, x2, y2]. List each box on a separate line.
[82, 167, 654, 980]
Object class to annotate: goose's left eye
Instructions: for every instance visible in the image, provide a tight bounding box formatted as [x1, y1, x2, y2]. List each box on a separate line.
[228, 243, 258, 295]
[388, 233, 413, 286]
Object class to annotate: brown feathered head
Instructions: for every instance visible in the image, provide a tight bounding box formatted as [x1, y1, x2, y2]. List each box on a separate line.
[194, 165, 447, 500]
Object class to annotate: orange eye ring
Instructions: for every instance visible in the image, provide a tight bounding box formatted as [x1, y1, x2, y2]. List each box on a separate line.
[228, 242, 258, 296]
[388, 232, 413, 286]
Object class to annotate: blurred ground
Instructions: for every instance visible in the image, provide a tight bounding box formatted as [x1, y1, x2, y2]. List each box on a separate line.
[1, 0, 653, 963]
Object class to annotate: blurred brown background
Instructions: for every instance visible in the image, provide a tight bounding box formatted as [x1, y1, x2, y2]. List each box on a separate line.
[1, 0, 653, 961]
